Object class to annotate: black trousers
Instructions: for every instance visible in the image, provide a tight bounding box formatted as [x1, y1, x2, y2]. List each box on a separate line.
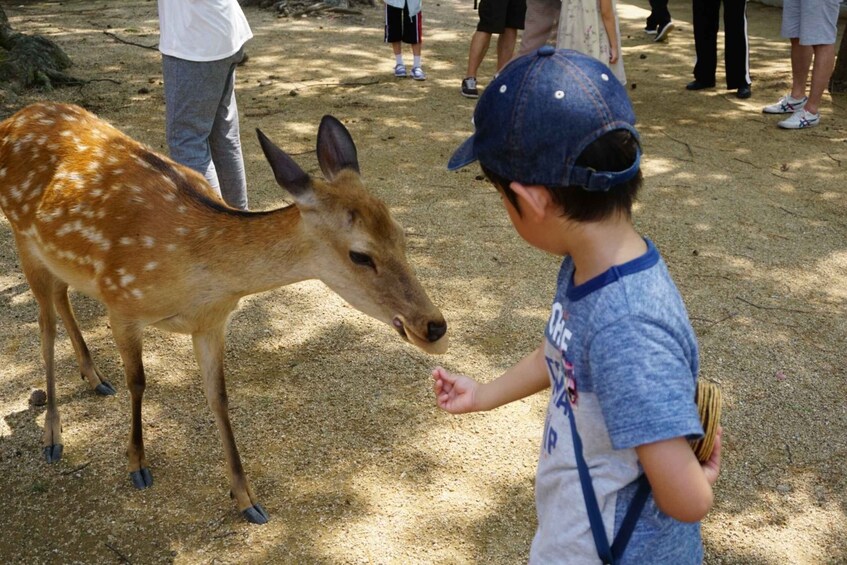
[647, 0, 671, 28]
[692, 0, 750, 89]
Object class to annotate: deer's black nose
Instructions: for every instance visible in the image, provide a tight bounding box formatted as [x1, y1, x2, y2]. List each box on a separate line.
[427, 320, 447, 342]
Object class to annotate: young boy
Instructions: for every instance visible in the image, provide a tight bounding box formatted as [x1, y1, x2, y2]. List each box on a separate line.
[384, 0, 425, 80]
[434, 46, 722, 563]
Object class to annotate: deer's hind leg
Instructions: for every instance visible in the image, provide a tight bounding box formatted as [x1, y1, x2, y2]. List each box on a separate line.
[52, 282, 116, 395]
[193, 328, 268, 524]
[19, 254, 64, 463]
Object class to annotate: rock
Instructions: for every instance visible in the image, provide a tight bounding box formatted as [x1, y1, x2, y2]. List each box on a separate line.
[29, 389, 47, 406]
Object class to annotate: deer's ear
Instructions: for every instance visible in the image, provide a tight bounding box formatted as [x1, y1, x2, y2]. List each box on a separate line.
[256, 128, 316, 205]
[316, 115, 360, 180]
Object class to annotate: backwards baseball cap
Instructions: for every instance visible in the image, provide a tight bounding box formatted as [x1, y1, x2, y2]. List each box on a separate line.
[448, 46, 641, 192]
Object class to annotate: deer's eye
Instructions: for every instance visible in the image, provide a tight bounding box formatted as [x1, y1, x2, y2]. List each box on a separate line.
[349, 251, 376, 270]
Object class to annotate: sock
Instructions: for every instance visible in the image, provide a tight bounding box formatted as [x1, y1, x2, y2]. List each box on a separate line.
[413, 55, 421, 68]
[395, 54, 404, 66]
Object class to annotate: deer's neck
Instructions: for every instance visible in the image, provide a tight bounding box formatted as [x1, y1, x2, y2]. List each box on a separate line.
[197, 205, 316, 298]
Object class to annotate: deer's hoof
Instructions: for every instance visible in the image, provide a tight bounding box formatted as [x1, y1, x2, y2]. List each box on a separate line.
[242, 503, 269, 524]
[130, 468, 153, 489]
[42, 444, 63, 463]
[95, 381, 117, 396]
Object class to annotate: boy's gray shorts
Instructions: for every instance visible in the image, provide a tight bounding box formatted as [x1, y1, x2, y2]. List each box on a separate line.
[781, 0, 840, 45]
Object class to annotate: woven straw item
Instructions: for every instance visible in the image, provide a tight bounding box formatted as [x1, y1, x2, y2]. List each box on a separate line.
[690, 380, 721, 463]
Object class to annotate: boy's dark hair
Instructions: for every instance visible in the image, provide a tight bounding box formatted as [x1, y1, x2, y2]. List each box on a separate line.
[481, 129, 642, 223]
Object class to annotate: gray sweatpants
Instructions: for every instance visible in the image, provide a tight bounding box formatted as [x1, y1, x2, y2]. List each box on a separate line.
[162, 48, 248, 210]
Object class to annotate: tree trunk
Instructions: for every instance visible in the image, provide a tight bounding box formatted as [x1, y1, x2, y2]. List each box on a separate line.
[0, 5, 80, 91]
[830, 21, 847, 93]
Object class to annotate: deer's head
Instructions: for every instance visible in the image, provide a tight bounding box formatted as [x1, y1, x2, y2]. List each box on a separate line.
[257, 117, 448, 354]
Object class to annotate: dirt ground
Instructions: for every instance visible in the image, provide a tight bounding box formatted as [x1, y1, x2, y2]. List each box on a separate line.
[0, 0, 845, 563]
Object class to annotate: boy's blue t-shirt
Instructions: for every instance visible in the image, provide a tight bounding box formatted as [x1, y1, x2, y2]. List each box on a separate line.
[530, 239, 705, 564]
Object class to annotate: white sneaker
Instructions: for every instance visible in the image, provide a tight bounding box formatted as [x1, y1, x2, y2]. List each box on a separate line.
[778, 108, 820, 129]
[763, 94, 807, 114]
[410, 66, 426, 81]
[394, 64, 407, 78]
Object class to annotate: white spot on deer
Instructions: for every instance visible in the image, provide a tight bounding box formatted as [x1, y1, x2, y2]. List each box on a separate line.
[141, 236, 155, 248]
[120, 273, 136, 287]
[77, 144, 89, 152]
[177, 205, 188, 214]
[59, 130, 73, 137]
[163, 192, 176, 202]
[0, 168, 6, 178]
[20, 203, 29, 214]
[119, 237, 135, 246]
[90, 188, 103, 198]
[166, 243, 177, 252]
[38, 207, 63, 222]
[0, 194, 7, 207]
[131, 289, 144, 299]
[37, 119, 55, 127]
[107, 155, 119, 165]
[87, 161, 100, 172]
[58, 249, 78, 262]
[143, 261, 158, 271]
[10, 186, 23, 202]
[175, 227, 189, 236]
[56, 220, 81, 237]
[7, 210, 18, 222]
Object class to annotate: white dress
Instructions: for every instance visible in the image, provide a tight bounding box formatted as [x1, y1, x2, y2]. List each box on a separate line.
[556, 0, 626, 84]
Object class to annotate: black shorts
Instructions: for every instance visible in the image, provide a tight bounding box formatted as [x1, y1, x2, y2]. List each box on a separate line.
[384, 3, 422, 44]
[477, 0, 526, 33]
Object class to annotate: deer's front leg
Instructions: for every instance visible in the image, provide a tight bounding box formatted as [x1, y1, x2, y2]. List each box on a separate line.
[110, 316, 153, 489]
[192, 329, 268, 525]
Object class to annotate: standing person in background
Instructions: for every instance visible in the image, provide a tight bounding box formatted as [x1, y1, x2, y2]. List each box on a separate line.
[644, 0, 674, 42]
[460, 0, 527, 98]
[557, 0, 626, 84]
[384, 0, 426, 80]
[686, 0, 752, 99]
[761, 0, 840, 129]
[157, 0, 252, 210]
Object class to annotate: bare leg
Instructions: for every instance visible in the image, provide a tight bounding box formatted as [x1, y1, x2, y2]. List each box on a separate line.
[412, 42, 422, 57]
[193, 329, 268, 524]
[111, 316, 152, 489]
[789, 38, 813, 100]
[805, 43, 836, 114]
[391, 41, 402, 57]
[466, 31, 492, 78]
[52, 283, 116, 395]
[496, 28, 518, 71]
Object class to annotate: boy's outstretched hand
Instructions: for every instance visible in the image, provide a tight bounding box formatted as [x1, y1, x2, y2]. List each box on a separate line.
[432, 366, 480, 414]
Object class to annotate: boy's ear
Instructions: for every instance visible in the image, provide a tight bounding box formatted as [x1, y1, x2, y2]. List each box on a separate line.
[510, 182, 553, 222]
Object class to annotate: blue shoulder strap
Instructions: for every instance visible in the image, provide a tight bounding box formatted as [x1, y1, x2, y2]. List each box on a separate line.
[566, 405, 651, 564]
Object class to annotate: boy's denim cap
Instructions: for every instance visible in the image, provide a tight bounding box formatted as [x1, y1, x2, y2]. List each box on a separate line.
[448, 46, 641, 192]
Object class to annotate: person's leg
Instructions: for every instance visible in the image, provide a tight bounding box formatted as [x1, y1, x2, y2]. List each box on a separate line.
[497, 0, 524, 67]
[466, 31, 492, 78]
[386, 3, 407, 75]
[163, 54, 230, 198]
[496, 28, 517, 70]
[648, 0, 671, 28]
[722, 0, 750, 89]
[805, 43, 835, 114]
[789, 38, 814, 98]
[796, 0, 839, 113]
[209, 49, 248, 210]
[691, 0, 719, 85]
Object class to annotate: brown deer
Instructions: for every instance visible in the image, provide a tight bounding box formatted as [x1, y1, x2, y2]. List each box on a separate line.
[0, 102, 448, 524]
